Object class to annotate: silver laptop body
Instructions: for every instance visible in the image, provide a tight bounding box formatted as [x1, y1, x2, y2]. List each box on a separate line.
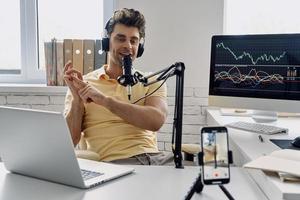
[0, 106, 134, 189]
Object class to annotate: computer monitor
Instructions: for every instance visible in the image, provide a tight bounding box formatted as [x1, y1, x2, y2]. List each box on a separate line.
[208, 34, 300, 122]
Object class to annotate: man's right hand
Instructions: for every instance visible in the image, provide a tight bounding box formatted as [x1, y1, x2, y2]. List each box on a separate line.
[63, 61, 85, 146]
[63, 61, 84, 103]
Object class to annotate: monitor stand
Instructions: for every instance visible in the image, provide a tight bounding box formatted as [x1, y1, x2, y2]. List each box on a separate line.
[251, 110, 278, 123]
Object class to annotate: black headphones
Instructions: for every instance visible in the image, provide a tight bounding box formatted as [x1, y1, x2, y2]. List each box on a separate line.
[101, 18, 145, 58]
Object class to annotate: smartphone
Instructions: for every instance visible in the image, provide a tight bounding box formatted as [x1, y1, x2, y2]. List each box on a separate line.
[201, 126, 230, 184]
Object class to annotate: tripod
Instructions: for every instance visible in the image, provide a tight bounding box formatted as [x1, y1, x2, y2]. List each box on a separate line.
[185, 151, 234, 200]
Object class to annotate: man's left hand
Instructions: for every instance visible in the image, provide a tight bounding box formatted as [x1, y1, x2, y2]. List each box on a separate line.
[71, 75, 106, 105]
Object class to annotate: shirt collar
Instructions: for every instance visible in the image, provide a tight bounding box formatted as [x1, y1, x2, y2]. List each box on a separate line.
[97, 65, 118, 83]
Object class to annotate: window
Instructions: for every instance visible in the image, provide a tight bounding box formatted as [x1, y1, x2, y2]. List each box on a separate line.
[0, 0, 112, 84]
[224, 0, 300, 34]
[0, 0, 21, 74]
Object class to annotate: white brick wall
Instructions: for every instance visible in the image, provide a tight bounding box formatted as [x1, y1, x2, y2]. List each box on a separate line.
[7, 95, 50, 105]
[50, 96, 66, 105]
[0, 96, 6, 105]
[157, 86, 208, 151]
[0, 86, 67, 113]
[0, 86, 208, 151]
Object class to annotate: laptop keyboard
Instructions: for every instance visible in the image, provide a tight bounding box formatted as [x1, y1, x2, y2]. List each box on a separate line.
[81, 169, 104, 181]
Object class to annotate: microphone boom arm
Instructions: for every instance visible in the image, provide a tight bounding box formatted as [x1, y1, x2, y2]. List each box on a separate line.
[134, 62, 185, 168]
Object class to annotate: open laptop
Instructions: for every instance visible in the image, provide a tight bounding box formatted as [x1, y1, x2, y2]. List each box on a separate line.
[0, 106, 134, 189]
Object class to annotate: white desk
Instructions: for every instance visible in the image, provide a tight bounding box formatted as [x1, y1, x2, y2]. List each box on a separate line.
[0, 163, 266, 200]
[207, 108, 300, 200]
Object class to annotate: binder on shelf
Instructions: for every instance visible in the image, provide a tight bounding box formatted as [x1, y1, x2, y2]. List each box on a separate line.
[72, 39, 84, 74]
[83, 40, 95, 75]
[94, 39, 107, 70]
[63, 39, 73, 66]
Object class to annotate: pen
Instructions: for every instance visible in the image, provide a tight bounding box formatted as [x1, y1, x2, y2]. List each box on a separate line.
[258, 135, 264, 143]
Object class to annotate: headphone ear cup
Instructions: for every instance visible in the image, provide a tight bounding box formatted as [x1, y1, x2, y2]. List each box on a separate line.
[137, 43, 144, 58]
[102, 37, 109, 52]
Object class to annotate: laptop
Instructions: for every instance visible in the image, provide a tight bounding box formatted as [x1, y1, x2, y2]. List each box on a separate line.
[0, 106, 134, 189]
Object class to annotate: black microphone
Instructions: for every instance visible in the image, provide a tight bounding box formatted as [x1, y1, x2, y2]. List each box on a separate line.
[118, 55, 135, 100]
[123, 55, 132, 100]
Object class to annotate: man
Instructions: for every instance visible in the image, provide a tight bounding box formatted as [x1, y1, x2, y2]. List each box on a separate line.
[64, 8, 171, 165]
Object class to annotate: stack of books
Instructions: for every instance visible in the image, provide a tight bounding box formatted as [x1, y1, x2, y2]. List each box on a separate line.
[44, 38, 107, 86]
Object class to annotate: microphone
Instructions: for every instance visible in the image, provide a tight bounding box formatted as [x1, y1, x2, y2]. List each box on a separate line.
[118, 55, 135, 100]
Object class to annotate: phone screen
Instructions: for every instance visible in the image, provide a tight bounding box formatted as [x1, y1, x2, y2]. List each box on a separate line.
[201, 127, 230, 184]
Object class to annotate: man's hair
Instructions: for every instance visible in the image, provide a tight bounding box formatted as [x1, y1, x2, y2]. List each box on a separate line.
[106, 8, 146, 39]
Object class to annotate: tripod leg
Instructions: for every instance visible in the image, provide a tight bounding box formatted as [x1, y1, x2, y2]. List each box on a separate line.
[185, 173, 204, 200]
[219, 184, 235, 200]
[195, 177, 204, 193]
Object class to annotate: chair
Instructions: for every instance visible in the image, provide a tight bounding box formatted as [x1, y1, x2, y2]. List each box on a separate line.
[75, 134, 101, 161]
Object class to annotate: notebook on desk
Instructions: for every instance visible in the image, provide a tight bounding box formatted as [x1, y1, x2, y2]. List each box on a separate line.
[244, 149, 300, 181]
[0, 106, 134, 189]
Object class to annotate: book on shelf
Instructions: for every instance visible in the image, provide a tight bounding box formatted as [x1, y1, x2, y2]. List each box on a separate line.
[56, 41, 65, 86]
[44, 38, 57, 86]
[244, 149, 300, 182]
[44, 42, 53, 86]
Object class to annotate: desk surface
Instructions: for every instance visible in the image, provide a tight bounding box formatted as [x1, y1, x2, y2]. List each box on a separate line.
[0, 163, 267, 200]
[207, 108, 300, 200]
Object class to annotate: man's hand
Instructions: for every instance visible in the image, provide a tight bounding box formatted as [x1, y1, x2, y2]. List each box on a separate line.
[63, 61, 84, 102]
[72, 75, 107, 105]
[63, 61, 85, 146]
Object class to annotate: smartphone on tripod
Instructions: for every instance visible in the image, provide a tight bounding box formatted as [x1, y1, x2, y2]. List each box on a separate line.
[201, 126, 230, 185]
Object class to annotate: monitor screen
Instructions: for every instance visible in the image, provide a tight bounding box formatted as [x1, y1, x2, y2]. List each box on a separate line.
[209, 34, 300, 113]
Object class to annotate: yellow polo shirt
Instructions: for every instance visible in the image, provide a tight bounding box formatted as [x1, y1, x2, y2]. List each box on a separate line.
[64, 65, 167, 161]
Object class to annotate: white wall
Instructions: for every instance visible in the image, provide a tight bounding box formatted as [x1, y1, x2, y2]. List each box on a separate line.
[115, 0, 224, 88]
